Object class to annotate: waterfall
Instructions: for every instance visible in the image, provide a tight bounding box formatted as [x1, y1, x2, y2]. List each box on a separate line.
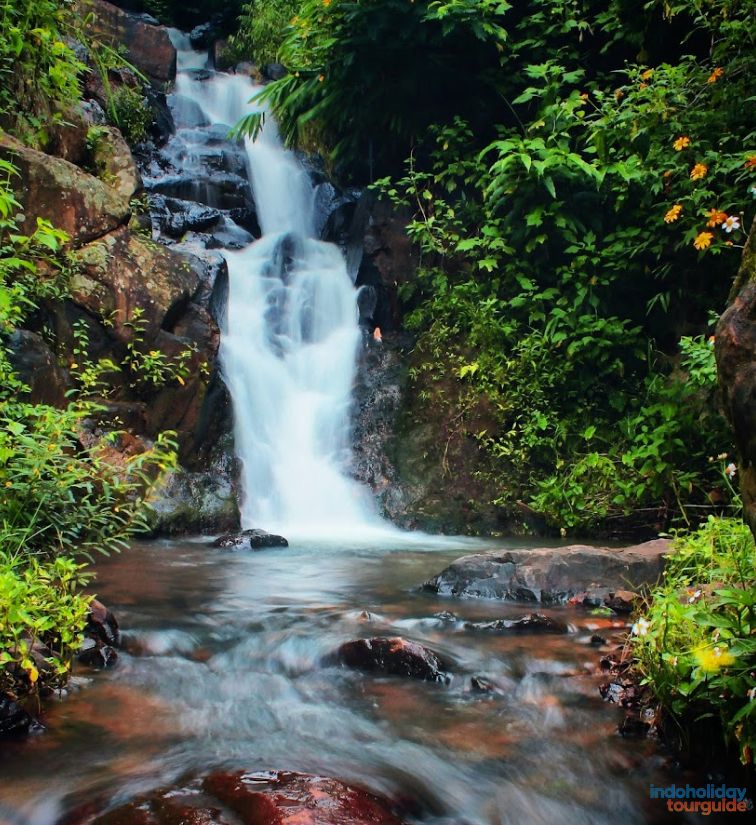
[167, 33, 386, 538]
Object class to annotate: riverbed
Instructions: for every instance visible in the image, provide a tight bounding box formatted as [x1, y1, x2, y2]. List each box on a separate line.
[0, 536, 689, 825]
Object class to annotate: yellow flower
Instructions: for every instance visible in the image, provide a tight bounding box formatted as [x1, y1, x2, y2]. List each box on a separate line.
[641, 68, 654, 81]
[690, 163, 708, 181]
[694, 231, 714, 250]
[707, 67, 724, 84]
[694, 645, 735, 673]
[673, 136, 691, 151]
[664, 204, 683, 223]
[706, 208, 728, 227]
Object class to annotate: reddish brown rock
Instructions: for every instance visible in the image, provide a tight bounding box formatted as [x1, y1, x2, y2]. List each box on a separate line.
[88, 1, 176, 84]
[331, 637, 450, 682]
[604, 590, 641, 614]
[87, 771, 405, 825]
[0, 134, 129, 247]
[70, 227, 201, 340]
[716, 217, 756, 539]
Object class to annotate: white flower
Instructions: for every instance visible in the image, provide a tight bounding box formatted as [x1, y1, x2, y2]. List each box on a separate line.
[750, 185, 756, 200]
[725, 462, 737, 478]
[632, 617, 651, 637]
[748, 687, 756, 702]
[722, 215, 741, 233]
[688, 589, 703, 604]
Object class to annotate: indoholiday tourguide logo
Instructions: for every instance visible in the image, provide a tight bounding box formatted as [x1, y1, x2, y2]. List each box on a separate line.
[649, 783, 753, 815]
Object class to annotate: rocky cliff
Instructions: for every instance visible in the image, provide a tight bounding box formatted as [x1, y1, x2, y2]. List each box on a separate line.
[716, 218, 756, 539]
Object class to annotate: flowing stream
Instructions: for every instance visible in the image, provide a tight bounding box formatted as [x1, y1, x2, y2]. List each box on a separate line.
[0, 36, 696, 825]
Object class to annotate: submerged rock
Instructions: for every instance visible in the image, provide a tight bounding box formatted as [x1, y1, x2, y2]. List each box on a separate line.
[422, 540, 670, 605]
[211, 529, 289, 550]
[329, 637, 450, 683]
[88, 770, 406, 825]
[464, 613, 568, 634]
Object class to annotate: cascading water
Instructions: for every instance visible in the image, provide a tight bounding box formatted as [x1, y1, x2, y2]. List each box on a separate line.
[168, 34, 385, 538]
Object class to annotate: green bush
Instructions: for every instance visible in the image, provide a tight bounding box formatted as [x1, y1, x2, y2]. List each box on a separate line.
[0, 0, 85, 140]
[631, 516, 756, 765]
[230, 0, 301, 66]
[0, 551, 92, 696]
[1, 159, 178, 700]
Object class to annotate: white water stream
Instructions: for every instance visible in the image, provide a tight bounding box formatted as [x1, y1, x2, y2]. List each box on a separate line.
[170, 35, 389, 539]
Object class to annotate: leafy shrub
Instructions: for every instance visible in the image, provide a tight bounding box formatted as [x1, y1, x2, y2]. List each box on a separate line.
[0, 551, 92, 697]
[0, 0, 85, 140]
[1, 159, 178, 700]
[230, 0, 301, 66]
[631, 516, 756, 765]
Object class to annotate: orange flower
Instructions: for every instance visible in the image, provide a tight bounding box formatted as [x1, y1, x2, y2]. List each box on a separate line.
[673, 136, 691, 151]
[690, 163, 708, 181]
[706, 209, 728, 227]
[745, 156, 756, 169]
[664, 204, 683, 223]
[614, 89, 624, 101]
[641, 69, 654, 81]
[694, 231, 714, 251]
[707, 67, 724, 84]
[323, 0, 332, 5]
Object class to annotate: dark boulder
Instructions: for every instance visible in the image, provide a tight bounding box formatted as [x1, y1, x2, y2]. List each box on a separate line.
[6, 330, 70, 406]
[86, 599, 121, 648]
[88, 770, 405, 825]
[78, 641, 119, 669]
[189, 23, 215, 50]
[422, 540, 670, 605]
[464, 613, 568, 634]
[262, 63, 287, 81]
[211, 529, 288, 550]
[151, 195, 221, 238]
[0, 695, 39, 738]
[329, 637, 450, 683]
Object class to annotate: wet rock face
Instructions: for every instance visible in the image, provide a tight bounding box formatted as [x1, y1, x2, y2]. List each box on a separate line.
[88, 1, 177, 84]
[330, 637, 450, 683]
[88, 770, 405, 825]
[716, 219, 756, 539]
[422, 540, 670, 604]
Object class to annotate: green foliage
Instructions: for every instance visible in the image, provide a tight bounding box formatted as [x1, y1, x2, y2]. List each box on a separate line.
[0, 0, 85, 138]
[1, 160, 178, 700]
[363, 0, 755, 532]
[237, 0, 512, 171]
[69, 307, 200, 398]
[0, 551, 92, 696]
[231, 0, 301, 66]
[631, 516, 756, 765]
